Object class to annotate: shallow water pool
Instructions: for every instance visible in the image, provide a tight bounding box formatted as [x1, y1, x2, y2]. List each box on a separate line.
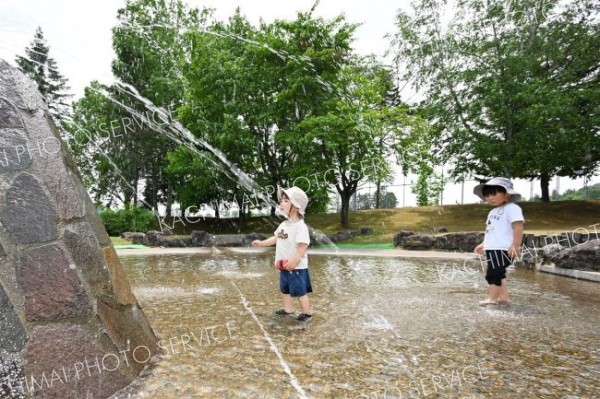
[111, 250, 600, 399]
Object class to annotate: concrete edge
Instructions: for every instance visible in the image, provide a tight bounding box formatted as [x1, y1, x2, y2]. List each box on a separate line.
[115, 246, 473, 260]
[539, 264, 600, 283]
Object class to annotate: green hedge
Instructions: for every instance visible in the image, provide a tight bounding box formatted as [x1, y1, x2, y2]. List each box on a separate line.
[99, 205, 157, 236]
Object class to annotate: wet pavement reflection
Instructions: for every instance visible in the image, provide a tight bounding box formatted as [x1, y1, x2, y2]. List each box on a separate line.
[112, 251, 600, 399]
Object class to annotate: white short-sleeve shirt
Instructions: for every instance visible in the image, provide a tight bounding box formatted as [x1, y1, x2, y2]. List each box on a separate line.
[274, 219, 310, 269]
[483, 203, 524, 250]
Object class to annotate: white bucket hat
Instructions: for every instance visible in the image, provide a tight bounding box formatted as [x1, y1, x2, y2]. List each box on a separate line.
[277, 186, 309, 215]
[473, 177, 522, 202]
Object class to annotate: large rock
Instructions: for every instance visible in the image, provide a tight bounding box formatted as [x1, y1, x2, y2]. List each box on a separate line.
[25, 325, 131, 399]
[402, 234, 436, 250]
[242, 233, 267, 246]
[310, 230, 331, 245]
[434, 232, 485, 252]
[131, 233, 146, 245]
[191, 230, 215, 247]
[0, 283, 27, 352]
[360, 227, 374, 235]
[214, 235, 245, 247]
[0, 59, 158, 399]
[329, 230, 360, 243]
[120, 232, 136, 240]
[393, 231, 414, 247]
[16, 244, 92, 321]
[143, 230, 168, 247]
[0, 173, 58, 244]
[165, 236, 188, 247]
[549, 239, 600, 272]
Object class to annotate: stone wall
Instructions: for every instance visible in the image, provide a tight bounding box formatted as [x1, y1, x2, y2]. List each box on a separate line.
[0, 60, 158, 398]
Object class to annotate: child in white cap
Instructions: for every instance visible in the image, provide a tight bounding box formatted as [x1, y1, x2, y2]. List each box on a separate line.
[252, 186, 312, 322]
[473, 177, 524, 306]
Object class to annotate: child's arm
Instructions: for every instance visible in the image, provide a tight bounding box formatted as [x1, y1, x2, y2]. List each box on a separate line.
[252, 236, 277, 247]
[508, 221, 524, 258]
[283, 243, 309, 271]
[474, 242, 484, 255]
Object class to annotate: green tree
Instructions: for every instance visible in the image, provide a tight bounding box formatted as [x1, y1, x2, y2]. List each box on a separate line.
[67, 82, 147, 207]
[110, 0, 207, 214]
[380, 191, 398, 209]
[393, 0, 600, 201]
[15, 27, 72, 132]
[180, 9, 357, 216]
[298, 57, 422, 226]
[374, 187, 398, 209]
[356, 193, 373, 210]
[412, 169, 443, 206]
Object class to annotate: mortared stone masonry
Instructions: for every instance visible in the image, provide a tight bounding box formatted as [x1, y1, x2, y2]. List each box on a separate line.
[0, 59, 158, 398]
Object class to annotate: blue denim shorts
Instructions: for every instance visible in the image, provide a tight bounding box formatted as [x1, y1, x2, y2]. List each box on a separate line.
[280, 268, 313, 297]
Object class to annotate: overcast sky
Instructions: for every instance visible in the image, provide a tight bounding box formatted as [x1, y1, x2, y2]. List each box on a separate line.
[0, 0, 594, 204]
[0, 0, 405, 98]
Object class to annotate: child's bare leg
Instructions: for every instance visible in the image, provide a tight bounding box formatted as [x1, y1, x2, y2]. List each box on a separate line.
[480, 285, 501, 305]
[298, 295, 310, 314]
[497, 279, 510, 303]
[282, 294, 294, 313]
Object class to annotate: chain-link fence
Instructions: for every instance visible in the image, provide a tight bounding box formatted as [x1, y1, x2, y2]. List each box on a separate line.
[331, 173, 600, 212]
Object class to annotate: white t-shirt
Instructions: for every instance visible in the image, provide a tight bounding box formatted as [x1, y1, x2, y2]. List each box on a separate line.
[274, 219, 310, 269]
[483, 203, 524, 250]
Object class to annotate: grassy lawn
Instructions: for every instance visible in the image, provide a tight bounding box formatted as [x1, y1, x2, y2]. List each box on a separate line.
[111, 200, 600, 247]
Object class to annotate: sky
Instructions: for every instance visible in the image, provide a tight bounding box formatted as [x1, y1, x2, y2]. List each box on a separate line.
[0, 0, 596, 207]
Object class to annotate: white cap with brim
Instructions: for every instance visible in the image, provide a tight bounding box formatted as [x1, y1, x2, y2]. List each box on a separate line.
[277, 186, 309, 215]
[473, 177, 522, 202]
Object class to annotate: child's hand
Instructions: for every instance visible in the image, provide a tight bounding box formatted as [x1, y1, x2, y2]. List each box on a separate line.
[276, 259, 288, 270]
[251, 240, 262, 247]
[508, 245, 521, 259]
[474, 243, 484, 255]
[283, 259, 297, 271]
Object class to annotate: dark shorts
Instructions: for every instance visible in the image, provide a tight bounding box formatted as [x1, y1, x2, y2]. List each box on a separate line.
[280, 268, 313, 297]
[485, 250, 513, 286]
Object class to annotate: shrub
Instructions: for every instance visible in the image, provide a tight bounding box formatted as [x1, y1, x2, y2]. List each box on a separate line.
[99, 205, 157, 236]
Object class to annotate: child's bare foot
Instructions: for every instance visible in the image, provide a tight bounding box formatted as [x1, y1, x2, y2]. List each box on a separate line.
[479, 299, 498, 306]
[497, 299, 511, 305]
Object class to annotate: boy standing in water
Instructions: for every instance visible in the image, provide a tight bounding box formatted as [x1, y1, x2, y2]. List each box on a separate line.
[473, 177, 524, 306]
[252, 186, 313, 322]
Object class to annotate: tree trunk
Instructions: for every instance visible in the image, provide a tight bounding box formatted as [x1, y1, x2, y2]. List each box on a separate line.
[374, 180, 381, 209]
[237, 202, 246, 232]
[152, 176, 158, 212]
[165, 182, 173, 217]
[133, 178, 138, 206]
[340, 190, 351, 228]
[214, 202, 220, 221]
[540, 172, 551, 202]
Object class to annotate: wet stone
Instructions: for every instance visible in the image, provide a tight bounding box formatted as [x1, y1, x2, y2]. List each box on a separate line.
[16, 243, 92, 321]
[73, 172, 111, 246]
[0, 129, 32, 173]
[103, 246, 136, 305]
[25, 325, 131, 399]
[25, 112, 84, 220]
[63, 222, 111, 296]
[0, 282, 27, 352]
[0, 99, 24, 128]
[0, 60, 46, 112]
[0, 359, 25, 399]
[97, 299, 159, 376]
[0, 173, 58, 244]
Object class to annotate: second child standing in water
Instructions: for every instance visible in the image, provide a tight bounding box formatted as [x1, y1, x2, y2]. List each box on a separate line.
[473, 177, 524, 306]
[252, 186, 313, 322]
